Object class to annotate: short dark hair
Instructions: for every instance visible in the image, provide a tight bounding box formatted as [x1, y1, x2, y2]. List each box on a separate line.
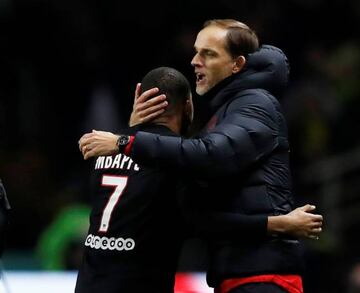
[204, 19, 259, 58]
[141, 67, 191, 113]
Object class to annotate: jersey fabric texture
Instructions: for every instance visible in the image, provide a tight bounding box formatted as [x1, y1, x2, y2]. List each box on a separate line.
[75, 124, 184, 293]
[127, 45, 304, 287]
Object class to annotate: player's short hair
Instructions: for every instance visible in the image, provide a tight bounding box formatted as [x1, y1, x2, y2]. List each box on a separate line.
[204, 19, 259, 59]
[141, 67, 191, 114]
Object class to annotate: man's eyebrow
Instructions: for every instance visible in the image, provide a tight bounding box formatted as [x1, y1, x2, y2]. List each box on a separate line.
[203, 48, 218, 55]
[194, 47, 217, 53]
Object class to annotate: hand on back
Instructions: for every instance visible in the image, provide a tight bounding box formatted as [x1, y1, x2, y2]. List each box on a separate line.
[284, 204, 323, 239]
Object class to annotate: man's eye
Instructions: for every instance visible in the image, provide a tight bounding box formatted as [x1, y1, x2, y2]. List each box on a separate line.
[205, 51, 216, 57]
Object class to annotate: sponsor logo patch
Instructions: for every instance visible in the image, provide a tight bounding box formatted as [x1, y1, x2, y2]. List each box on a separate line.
[85, 234, 135, 251]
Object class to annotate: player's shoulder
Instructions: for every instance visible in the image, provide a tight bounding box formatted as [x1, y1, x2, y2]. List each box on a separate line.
[132, 123, 177, 136]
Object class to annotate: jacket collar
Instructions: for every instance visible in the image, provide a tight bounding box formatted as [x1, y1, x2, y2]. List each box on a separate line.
[199, 45, 290, 115]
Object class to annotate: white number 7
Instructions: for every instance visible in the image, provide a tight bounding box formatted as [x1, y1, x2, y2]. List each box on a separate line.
[99, 175, 128, 233]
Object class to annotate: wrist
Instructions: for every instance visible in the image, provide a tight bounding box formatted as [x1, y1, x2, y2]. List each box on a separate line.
[116, 135, 130, 152]
[116, 135, 135, 155]
[267, 215, 288, 234]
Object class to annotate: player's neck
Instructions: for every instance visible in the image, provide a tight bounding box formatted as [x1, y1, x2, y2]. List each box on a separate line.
[152, 115, 181, 135]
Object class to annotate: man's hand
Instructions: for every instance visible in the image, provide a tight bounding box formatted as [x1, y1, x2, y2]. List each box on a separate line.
[79, 130, 119, 160]
[268, 204, 323, 239]
[129, 83, 168, 127]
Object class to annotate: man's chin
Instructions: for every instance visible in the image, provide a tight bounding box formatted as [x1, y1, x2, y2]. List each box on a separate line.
[196, 86, 208, 96]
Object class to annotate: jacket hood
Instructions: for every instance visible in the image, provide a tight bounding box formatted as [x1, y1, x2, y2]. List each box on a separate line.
[240, 44, 290, 96]
[204, 45, 290, 112]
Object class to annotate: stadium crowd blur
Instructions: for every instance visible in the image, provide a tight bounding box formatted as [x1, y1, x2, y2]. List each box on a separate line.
[0, 0, 359, 292]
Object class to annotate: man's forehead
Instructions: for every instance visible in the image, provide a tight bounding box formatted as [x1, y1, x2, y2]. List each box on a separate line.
[193, 45, 217, 52]
[193, 42, 227, 54]
[195, 26, 227, 48]
[198, 25, 227, 39]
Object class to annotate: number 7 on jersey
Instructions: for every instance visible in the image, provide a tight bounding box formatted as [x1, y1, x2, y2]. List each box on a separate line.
[99, 175, 128, 233]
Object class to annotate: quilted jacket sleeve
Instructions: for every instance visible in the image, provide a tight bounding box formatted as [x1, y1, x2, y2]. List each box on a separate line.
[186, 210, 268, 238]
[131, 91, 280, 178]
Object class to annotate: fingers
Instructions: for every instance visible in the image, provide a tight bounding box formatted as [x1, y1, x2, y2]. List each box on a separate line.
[136, 94, 167, 112]
[310, 221, 322, 228]
[307, 227, 322, 240]
[92, 129, 106, 135]
[312, 214, 323, 222]
[134, 83, 141, 101]
[140, 101, 167, 117]
[306, 212, 323, 228]
[80, 142, 91, 156]
[306, 212, 323, 225]
[80, 132, 95, 142]
[140, 109, 166, 123]
[80, 143, 97, 160]
[311, 227, 322, 233]
[84, 148, 96, 160]
[307, 219, 323, 240]
[79, 133, 95, 150]
[135, 87, 160, 104]
[303, 212, 323, 221]
[299, 204, 316, 212]
[78, 132, 97, 158]
[78, 130, 118, 160]
[307, 234, 320, 240]
[130, 89, 167, 126]
[131, 95, 167, 125]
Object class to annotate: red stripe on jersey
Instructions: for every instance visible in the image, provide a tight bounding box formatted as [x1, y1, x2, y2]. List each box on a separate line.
[124, 135, 135, 156]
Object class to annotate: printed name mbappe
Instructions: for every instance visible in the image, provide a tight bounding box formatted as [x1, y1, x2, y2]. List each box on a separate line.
[95, 154, 140, 171]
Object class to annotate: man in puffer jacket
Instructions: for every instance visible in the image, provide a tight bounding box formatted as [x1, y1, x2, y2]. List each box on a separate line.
[79, 19, 322, 293]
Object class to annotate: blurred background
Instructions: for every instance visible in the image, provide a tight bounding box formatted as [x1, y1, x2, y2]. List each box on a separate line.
[0, 0, 360, 292]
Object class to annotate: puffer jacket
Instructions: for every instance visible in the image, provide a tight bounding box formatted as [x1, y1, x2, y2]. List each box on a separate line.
[129, 45, 304, 286]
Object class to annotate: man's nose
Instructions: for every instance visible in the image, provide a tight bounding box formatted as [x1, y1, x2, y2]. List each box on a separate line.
[191, 54, 201, 67]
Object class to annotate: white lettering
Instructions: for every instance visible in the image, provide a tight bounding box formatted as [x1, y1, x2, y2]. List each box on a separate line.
[127, 159, 133, 170]
[104, 156, 113, 168]
[94, 155, 140, 172]
[84, 234, 135, 251]
[120, 156, 130, 169]
[111, 154, 121, 169]
[95, 157, 105, 169]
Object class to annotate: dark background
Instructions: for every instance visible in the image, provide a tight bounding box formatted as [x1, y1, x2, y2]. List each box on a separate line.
[1, 0, 360, 292]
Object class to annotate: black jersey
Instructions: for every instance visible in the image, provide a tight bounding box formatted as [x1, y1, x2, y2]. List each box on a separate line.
[75, 125, 184, 293]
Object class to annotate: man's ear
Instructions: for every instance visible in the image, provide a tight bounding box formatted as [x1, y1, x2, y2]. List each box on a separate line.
[232, 56, 246, 74]
[184, 96, 194, 122]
